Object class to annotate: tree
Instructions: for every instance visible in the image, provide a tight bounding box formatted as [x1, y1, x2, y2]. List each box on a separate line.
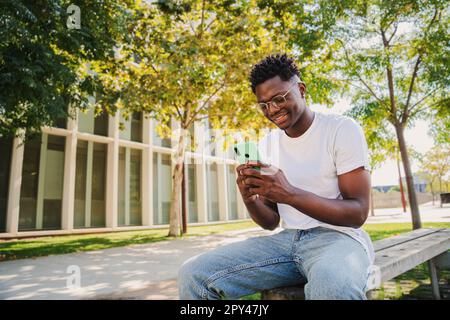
[416, 170, 439, 205]
[334, 0, 449, 229]
[0, 0, 133, 137]
[420, 145, 450, 207]
[98, 0, 284, 237]
[362, 120, 394, 216]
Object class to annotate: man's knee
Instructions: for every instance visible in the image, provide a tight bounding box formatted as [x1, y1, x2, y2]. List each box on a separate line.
[178, 253, 225, 300]
[178, 255, 206, 299]
[304, 265, 367, 300]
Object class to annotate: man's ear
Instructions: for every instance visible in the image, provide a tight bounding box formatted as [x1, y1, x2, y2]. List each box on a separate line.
[298, 82, 306, 98]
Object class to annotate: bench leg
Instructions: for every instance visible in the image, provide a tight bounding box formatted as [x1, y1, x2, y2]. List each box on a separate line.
[427, 260, 441, 300]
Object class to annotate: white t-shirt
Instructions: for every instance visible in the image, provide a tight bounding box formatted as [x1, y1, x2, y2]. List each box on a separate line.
[258, 111, 375, 263]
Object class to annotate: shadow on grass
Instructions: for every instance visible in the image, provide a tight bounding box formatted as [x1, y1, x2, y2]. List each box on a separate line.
[0, 233, 173, 261]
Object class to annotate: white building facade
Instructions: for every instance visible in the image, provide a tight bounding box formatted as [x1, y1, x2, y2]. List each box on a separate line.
[0, 108, 249, 238]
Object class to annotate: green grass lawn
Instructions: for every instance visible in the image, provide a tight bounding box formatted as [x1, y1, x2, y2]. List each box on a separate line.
[1, 221, 449, 300]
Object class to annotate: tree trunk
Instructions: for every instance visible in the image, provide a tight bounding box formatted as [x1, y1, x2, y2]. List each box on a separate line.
[439, 177, 443, 208]
[430, 183, 435, 206]
[395, 124, 422, 229]
[168, 128, 187, 237]
[396, 155, 407, 213]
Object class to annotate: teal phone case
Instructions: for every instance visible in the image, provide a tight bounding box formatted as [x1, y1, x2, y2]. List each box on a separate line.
[233, 141, 262, 167]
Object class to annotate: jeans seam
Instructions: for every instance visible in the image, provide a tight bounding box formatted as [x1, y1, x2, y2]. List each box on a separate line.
[200, 257, 292, 299]
[290, 230, 300, 258]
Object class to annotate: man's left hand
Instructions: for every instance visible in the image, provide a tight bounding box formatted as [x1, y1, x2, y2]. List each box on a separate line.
[240, 161, 295, 204]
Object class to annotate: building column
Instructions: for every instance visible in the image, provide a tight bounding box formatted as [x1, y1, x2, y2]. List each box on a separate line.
[106, 114, 119, 229]
[61, 129, 77, 231]
[6, 136, 24, 234]
[217, 162, 229, 222]
[141, 116, 153, 226]
[237, 187, 247, 220]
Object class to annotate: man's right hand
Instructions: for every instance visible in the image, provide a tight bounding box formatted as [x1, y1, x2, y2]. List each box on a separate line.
[236, 163, 259, 204]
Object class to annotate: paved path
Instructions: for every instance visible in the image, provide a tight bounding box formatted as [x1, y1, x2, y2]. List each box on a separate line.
[0, 202, 448, 300]
[0, 228, 277, 300]
[366, 202, 450, 224]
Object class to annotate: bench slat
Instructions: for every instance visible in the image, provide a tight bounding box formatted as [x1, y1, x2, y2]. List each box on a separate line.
[374, 229, 450, 282]
[373, 228, 445, 252]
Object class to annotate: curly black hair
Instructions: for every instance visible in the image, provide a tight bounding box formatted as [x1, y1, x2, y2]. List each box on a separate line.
[249, 53, 301, 93]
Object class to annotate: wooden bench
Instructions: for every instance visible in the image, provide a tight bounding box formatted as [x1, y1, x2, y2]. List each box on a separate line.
[261, 228, 450, 300]
[440, 193, 450, 205]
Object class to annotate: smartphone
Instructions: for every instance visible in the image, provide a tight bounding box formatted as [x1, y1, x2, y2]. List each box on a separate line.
[233, 141, 262, 169]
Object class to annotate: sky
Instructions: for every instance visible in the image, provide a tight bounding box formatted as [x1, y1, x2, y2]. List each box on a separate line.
[311, 98, 435, 187]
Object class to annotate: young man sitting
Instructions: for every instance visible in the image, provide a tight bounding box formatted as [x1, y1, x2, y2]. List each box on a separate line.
[178, 53, 374, 300]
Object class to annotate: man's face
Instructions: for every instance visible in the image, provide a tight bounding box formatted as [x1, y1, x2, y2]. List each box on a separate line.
[254, 75, 306, 130]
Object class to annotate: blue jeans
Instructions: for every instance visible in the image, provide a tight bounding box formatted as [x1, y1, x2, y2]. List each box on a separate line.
[178, 227, 371, 300]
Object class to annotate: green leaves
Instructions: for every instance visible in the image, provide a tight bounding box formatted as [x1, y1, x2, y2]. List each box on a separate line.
[0, 0, 134, 137]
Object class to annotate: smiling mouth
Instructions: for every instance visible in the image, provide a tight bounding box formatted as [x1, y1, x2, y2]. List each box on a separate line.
[271, 112, 289, 124]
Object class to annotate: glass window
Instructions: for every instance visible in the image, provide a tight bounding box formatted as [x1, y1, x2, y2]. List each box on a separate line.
[78, 103, 109, 137]
[94, 109, 109, 136]
[206, 162, 220, 222]
[187, 163, 198, 223]
[207, 121, 216, 156]
[74, 140, 88, 228]
[119, 112, 142, 142]
[129, 149, 142, 225]
[74, 141, 107, 228]
[152, 154, 158, 224]
[18, 136, 41, 230]
[118, 147, 142, 226]
[118, 148, 126, 226]
[131, 112, 142, 142]
[42, 135, 65, 229]
[0, 136, 13, 232]
[227, 165, 238, 220]
[153, 153, 172, 225]
[78, 103, 95, 134]
[91, 143, 107, 227]
[152, 119, 171, 148]
[19, 134, 65, 231]
[55, 113, 67, 129]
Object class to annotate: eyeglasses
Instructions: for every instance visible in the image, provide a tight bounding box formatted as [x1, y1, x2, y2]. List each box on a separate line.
[257, 81, 300, 113]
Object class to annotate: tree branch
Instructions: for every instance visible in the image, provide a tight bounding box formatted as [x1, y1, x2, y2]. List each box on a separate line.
[150, 64, 159, 75]
[198, 0, 206, 39]
[387, 23, 398, 44]
[381, 28, 399, 125]
[173, 102, 183, 121]
[408, 87, 441, 112]
[188, 20, 196, 35]
[402, 55, 422, 124]
[401, 6, 439, 124]
[337, 39, 385, 105]
[204, 17, 216, 31]
[188, 81, 226, 127]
